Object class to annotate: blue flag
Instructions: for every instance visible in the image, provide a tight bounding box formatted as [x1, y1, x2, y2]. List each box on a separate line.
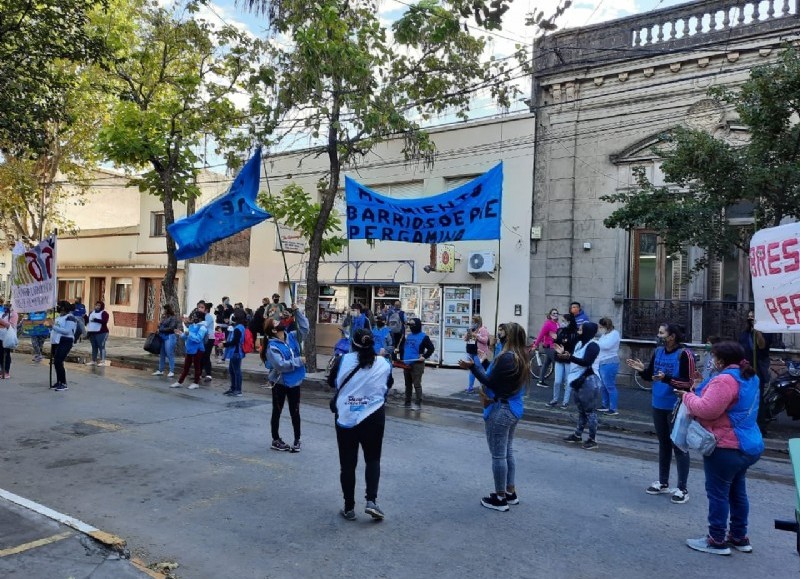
[168, 149, 271, 260]
[345, 163, 502, 243]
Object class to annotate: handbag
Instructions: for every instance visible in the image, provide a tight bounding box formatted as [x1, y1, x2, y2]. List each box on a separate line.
[670, 402, 691, 451]
[143, 332, 163, 355]
[329, 363, 362, 414]
[686, 419, 717, 456]
[1, 325, 18, 349]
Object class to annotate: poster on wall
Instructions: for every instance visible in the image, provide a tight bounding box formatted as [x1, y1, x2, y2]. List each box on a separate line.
[420, 286, 441, 364]
[10, 235, 57, 313]
[442, 286, 473, 365]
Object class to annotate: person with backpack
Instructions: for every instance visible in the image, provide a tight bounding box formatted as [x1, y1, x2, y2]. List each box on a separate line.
[459, 322, 529, 511]
[263, 305, 309, 452]
[557, 322, 602, 450]
[47, 301, 80, 391]
[330, 328, 393, 521]
[626, 322, 695, 505]
[387, 300, 405, 352]
[546, 313, 579, 409]
[171, 312, 208, 390]
[222, 308, 248, 397]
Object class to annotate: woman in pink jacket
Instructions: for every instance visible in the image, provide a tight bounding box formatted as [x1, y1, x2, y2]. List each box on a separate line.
[0, 299, 19, 379]
[464, 315, 490, 393]
[676, 341, 764, 556]
[532, 308, 559, 387]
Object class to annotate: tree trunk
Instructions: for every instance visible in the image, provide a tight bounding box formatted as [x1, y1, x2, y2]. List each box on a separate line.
[160, 177, 181, 317]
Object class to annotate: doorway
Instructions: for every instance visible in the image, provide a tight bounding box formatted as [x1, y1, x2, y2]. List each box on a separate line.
[89, 277, 106, 307]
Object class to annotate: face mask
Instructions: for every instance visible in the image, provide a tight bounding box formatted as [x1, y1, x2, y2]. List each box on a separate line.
[273, 299, 280, 303]
[94, 307, 102, 312]
[498, 332, 506, 342]
[704, 343, 712, 352]
[470, 324, 478, 331]
[655, 336, 666, 346]
[597, 328, 606, 335]
[377, 321, 385, 328]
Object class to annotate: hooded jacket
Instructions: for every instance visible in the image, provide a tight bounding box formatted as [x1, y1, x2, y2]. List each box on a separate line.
[566, 322, 600, 387]
[401, 318, 435, 362]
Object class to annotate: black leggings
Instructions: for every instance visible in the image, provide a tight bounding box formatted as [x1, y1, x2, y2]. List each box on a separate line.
[202, 339, 213, 376]
[653, 407, 690, 491]
[336, 407, 385, 511]
[53, 339, 74, 385]
[271, 384, 301, 442]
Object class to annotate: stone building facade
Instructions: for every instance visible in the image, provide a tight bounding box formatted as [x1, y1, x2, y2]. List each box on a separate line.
[530, 0, 800, 360]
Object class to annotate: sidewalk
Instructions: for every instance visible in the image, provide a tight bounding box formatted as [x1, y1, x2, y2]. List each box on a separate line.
[12, 335, 795, 450]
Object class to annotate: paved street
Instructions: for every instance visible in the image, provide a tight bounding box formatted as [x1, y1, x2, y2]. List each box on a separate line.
[0, 359, 798, 578]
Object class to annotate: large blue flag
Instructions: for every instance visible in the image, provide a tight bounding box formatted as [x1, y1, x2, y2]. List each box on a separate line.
[345, 163, 502, 243]
[168, 148, 271, 260]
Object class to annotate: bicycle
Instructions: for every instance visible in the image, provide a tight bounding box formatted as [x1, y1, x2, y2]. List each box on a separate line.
[527, 343, 554, 382]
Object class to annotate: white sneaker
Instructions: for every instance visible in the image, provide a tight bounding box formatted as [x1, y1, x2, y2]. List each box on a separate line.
[167, 372, 175, 378]
[188, 383, 199, 390]
[152, 370, 163, 376]
[85, 361, 96, 366]
[97, 361, 107, 367]
[645, 481, 671, 495]
[671, 489, 689, 504]
[203, 375, 213, 382]
[170, 382, 182, 388]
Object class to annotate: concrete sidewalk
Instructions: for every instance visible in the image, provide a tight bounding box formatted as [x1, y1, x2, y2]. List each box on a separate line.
[11, 335, 796, 450]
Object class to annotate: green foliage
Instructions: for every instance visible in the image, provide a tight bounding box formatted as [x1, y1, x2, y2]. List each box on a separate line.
[602, 47, 800, 274]
[0, 0, 111, 155]
[258, 184, 347, 257]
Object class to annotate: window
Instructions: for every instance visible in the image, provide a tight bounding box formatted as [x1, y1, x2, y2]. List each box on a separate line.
[444, 175, 481, 191]
[150, 211, 166, 237]
[370, 180, 424, 199]
[111, 278, 133, 306]
[58, 280, 84, 302]
[629, 231, 687, 300]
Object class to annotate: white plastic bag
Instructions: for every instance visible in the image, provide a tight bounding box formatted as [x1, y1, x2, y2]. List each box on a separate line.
[1, 325, 18, 349]
[670, 403, 691, 452]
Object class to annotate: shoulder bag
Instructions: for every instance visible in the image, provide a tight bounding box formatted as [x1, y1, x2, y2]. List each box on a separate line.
[329, 364, 362, 414]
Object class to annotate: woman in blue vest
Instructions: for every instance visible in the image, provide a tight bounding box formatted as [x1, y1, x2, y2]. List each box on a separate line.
[370, 315, 393, 360]
[222, 308, 247, 397]
[676, 341, 763, 555]
[399, 318, 435, 411]
[264, 306, 309, 453]
[332, 328, 393, 521]
[459, 322, 529, 512]
[626, 322, 695, 504]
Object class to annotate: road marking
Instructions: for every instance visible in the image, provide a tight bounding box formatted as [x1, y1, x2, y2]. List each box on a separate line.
[0, 531, 72, 557]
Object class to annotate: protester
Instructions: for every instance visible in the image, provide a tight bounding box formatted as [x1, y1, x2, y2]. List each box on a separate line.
[398, 317, 435, 410]
[266, 293, 285, 322]
[223, 308, 248, 397]
[532, 308, 559, 388]
[596, 317, 621, 415]
[213, 326, 225, 361]
[152, 304, 180, 378]
[738, 311, 773, 429]
[701, 336, 722, 381]
[348, 303, 371, 333]
[47, 301, 79, 391]
[387, 300, 406, 352]
[0, 299, 19, 379]
[249, 298, 268, 348]
[459, 322, 529, 511]
[677, 341, 763, 555]
[200, 301, 215, 381]
[85, 301, 110, 366]
[215, 297, 233, 331]
[557, 322, 601, 449]
[263, 305, 309, 452]
[331, 328, 393, 521]
[72, 297, 87, 342]
[371, 315, 393, 360]
[570, 301, 590, 327]
[171, 312, 208, 390]
[546, 313, 578, 408]
[626, 322, 695, 504]
[28, 312, 48, 363]
[464, 315, 490, 394]
[278, 306, 296, 333]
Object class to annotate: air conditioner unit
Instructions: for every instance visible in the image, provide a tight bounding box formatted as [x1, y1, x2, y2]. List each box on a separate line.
[467, 251, 496, 274]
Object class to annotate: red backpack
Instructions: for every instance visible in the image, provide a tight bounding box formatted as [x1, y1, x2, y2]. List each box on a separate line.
[243, 328, 255, 354]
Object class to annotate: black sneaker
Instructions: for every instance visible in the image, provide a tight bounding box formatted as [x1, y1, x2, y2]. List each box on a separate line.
[340, 509, 356, 521]
[222, 389, 234, 396]
[726, 535, 753, 553]
[582, 439, 598, 450]
[564, 433, 582, 443]
[365, 501, 385, 520]
[290, 440, 301, 453]
[54, 384, 68, 392]
[480, 493, 509, 512]
[505, 492, 519, 505]
[545, 400, 558, 408]
[232, 391, 243, 397]
[271, 439, 291, 452]
[645, 481, 671, 495]
[50, 382, 59, 390]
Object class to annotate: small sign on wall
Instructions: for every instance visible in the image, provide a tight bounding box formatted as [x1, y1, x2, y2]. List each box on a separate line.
[275, 224, 307, 254]
[436, 244, 456, 273]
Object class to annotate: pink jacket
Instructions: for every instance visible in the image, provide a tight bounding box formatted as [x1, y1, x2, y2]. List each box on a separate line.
[475, 326, 490, 359]
[533, 319, 558, 348]
[0, 310, 18, 330]
[682, 367, 741, 449]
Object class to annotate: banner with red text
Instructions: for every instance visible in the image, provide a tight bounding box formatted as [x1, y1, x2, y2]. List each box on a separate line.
[10, 235, 57, 313]
[750, 222, 800, 332]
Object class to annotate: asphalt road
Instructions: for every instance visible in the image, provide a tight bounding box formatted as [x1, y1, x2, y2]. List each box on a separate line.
[0, 360, 797, 578]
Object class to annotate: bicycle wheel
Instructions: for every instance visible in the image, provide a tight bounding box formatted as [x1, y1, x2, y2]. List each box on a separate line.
[633, 372, 651, 391]
[529, 350, 554, 381]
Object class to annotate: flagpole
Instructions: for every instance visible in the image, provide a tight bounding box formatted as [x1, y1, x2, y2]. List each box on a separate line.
[49, 228, 58, 389]
[494, 236, 501, 348]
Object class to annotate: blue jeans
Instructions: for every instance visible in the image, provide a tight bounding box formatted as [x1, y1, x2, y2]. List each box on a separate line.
[551, 362, 570, 405]
[159, 333, 176, 373]
[484, 402, 519, 494]
[599, 361, 620, 411]
[89, 333, 108, 362]
[704, 448, 761, 543]
[228, 356, 243, 393]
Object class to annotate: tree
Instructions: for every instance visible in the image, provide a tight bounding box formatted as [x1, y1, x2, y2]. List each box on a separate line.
[602, 47, 800, 274]
[97, 1, 272, 314]
[242, 0, 524, 369]
[0, 0, 109, 155]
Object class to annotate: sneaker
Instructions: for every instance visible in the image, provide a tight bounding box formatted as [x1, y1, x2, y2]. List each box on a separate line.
[686, 536, 731, 556]
[152, 370, 163, 376]
[645, 481, 671, 495]
[290, 440, 301, 453]
[505, 492, 519, 505]
[54, 384, 68, 392]
[188, 383, 199, 390]
[271, 439, 291, 452]
[167, 372, 175, 378]
[671, 489, 690, 504]
[545, 400, 558, 408]
[582, 439, 598, 450]
[606, 410, 619, 416]
[559, 404, 569, 409]
[597, 407, 609, 412]
[726, 535, 753, 553]
[410, 402, 421, 411]
[536, 381, 548, 388]
[50, 382, 60, 390]
[85, 361, 96, 366]
[365, 501, 385, 520]
[97, 361, 107, 367]
[203, 375, 213, 382]
[480, 493, 509, 512]
[232, 392, 243, 397]
[223, 389, 234, 396]
[170, 382, 182, 388]
[340, 509, 356, 521]
[564, 434, 582, 443]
